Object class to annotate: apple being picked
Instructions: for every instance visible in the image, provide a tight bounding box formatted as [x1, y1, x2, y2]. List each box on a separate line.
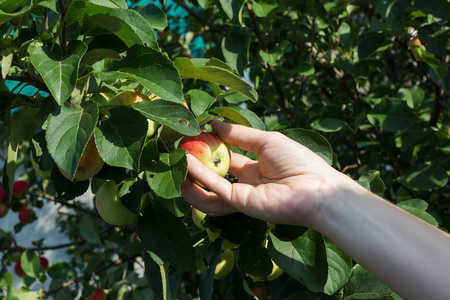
[178, 131, 231, 187]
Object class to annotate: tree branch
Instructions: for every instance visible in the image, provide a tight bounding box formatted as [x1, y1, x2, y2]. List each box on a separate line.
[246, 5, 291, 115]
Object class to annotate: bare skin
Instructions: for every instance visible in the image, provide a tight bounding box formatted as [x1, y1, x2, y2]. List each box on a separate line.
[181, 120, 450, 300]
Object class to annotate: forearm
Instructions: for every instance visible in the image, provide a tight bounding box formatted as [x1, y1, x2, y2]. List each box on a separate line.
[313, 175, 450, 300]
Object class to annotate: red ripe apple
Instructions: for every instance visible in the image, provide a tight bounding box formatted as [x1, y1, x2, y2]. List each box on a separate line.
[18, 208, 34, 224]
[0, 186, 10, 205]
[58, 135, 105, 181]
[178, 131, 231, 186]
[88, 288, 106, 300]
[0, 204, 8, 218]
[12, 181, 29, 199]
[105, 90, 159, 139]
[39, 257, 49, 269]
[14, 261, 25, 277]
[251, 286, 268, 300]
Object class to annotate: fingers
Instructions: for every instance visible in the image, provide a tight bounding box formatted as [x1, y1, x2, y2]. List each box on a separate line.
[184, 154, 233, 202]
[180, 179, 235, 215]
[228, 151, 255, 177]
[212, 119, 284, 154]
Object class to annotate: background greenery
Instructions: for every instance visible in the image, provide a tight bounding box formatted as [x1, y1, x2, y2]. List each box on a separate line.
[0, 0, 449, 299]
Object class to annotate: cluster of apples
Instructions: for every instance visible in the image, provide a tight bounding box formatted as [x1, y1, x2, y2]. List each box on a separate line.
[0, 180, 36, 225]
[14, 256, 49, 277]
[91, 90, 233, 226]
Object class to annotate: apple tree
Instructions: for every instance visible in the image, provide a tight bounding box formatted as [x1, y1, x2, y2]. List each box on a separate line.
[1, 0, 449, 299]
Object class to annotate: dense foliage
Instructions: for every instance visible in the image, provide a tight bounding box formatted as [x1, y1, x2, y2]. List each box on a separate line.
[0, 0, 449, 299]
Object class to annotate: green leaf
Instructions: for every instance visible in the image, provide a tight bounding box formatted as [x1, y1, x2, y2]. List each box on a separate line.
[31, 130, 55, 174]
[0, 272, 13, 289]
[295, 63, 315, 76]
[21, 249, 40, 278]
[281, 128, 333, 165]
[367, 99, 417, 131]
[47, 261, 77, 279]
[30, 40, 87, 105]
[99, 46, 183, 103]
[79, 214, 102, 245]
[9, 107, 39, 149]
[0, 4, 30, 24]
[399, 164, 449, 191]
[249, 0, 277, 17]
[187, 89, 214, 118]
[414, 0, 450, 21]
[358, 33, 387, 60]
[83, 8, 158, 48]
[45, 101, 99, 180]
[174, 57, 258, 103]
[240, 243, 273, 277]
[133, 100, 200, 136]
[343, 265, 393, 299]
[357, 171, 385, 197]
[138, 201, 196, 273]
[310, 105, 345, 132]
[146, 149, 187, 199]
[268, 230, 328, 293]
[397, 199, 439, 227]
[219, 0, 244, 24]
[94, 106, 147, 171]
[221, 29, 249, 76]
[323, 237, 352, 295]
[398, 86, 425, 109]
[119, 177, 150, 215]
[136, 3, 168, 31]
[50, 167, 90, 200]
[209, 106, 266, 130]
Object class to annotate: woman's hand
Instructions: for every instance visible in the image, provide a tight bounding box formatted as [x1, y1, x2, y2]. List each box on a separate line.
[180, 119, 352, 228]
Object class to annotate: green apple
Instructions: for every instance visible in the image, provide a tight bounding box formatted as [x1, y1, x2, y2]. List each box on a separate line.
[30, 151, 52, 180]
[192, 207, 207, 230]
[95, 181, 138, 226]
[58, 135, 105, 181]
[214, 249, 235, 280]
[178, 131, 231, 187]
[249, 260, 284, 282]
[105, 90, 160, 139]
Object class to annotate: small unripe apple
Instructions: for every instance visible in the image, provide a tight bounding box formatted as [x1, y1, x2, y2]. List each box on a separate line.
[249, 260, 283, 282]
[192, 207, 206, 230]
[39, 257, 49, 269]
[12, 181, 29, 199]
[105, 90, 160, 139]
[214, 249, 235, 280]
[87, 288, 106, 300]
[14, 261, 25, 277]
[178, 131, 231, 187]
[95, 181, 138, 226]
[30, 151, 52, 180]
[18, 208, 34, 224]
[57, 135, 105, 181]
[0, 204, 8, 218]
